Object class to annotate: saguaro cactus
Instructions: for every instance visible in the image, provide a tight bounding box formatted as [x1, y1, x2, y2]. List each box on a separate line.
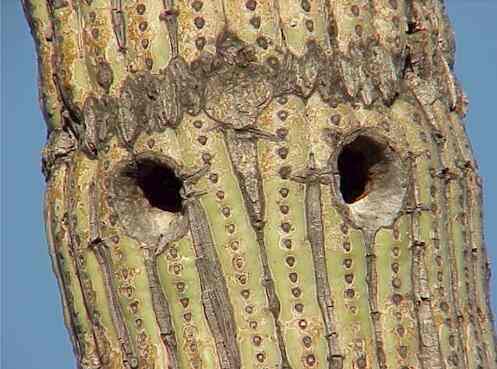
[23, 1, 496, 369]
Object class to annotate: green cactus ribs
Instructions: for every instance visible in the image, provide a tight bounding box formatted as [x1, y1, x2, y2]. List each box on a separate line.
[23, 0, 497, 368]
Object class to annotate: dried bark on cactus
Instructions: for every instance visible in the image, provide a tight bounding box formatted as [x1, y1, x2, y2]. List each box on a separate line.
[23, 1, 497, 369]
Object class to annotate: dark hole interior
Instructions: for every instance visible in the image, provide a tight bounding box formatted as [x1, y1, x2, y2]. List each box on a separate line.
[338, 136, 386, 204]
[407, 22, 417, 34]
[128, 159, 183, 213]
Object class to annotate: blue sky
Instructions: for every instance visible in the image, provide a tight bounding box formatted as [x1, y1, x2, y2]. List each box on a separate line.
[2, 1, 496, 368]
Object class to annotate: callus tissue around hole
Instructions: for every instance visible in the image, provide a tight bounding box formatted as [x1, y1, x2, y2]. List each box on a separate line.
[108, 156, 188, 246]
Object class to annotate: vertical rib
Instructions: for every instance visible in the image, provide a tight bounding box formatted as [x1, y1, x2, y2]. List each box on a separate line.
[160, 0, 179, 57]
[456, 173, 489, 369]
[79, 0, 127, 94]
[185, 197, 241, 369]
[306, 93, 386, 368]
[175, 112, 285, 368]
[110, 0, 126, 52]
[365, 232, 386, 369]
[174, 0, 225, 64]
[88, 180, 99, 243]
[138, 0, 174, 71]
[450, 118, 497, 365]
[410, 209, 445, 369]
[143, 252, 179, 369]
[393, 97, 463, 369]
[223, 131, 265, 228]
[444, 168, 475, 369]
[407, 155, 445, 369]
[48, 0, 90, 121]
[325, 0, 382, 103]
[253, 232, 293, 369]
[304, 173, 343, 369]
[276, 0, 331, 57]
[45, 165, 84, 367]
[223, 130, 292, 369]
[411, 240, 444, 369]
[446, 113, 495, 367]
[46, 199, 82, 364]
[71, 151, 140, 369]
[91, 241, 138, 369]
[432, 102, 486, 369]
[21, 0, 64, 130]
[369, 0, 408, 79]
[407, 78, 471, 369]
[65, 159, 107, 367]
[222, 0, 283, 61]
[440, 170, 470, 369]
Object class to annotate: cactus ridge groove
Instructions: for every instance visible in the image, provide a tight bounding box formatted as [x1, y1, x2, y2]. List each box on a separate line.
[452, 133, 491, 368]
[185, 196, 242, 369]
[255, 230, 293, 369]
[65, 160, 106, 369]
[160, 0, 179, 58]
[406, 76, 492, 368]
[143, 252, 179, 369]
[364, 235, 386, 369]
[463, 171, 492, 367]
[410, 218, 445, 369]
[403, 155, 445, 369]
[408, 85, 470, 369]
[45, 186, 83, 364]
[91, 241, 139, 369]
[224, 128, 293, 369]
[223, 130, 266, 228]
[110, 0, 126, 52]
[294, 154, 344, 369]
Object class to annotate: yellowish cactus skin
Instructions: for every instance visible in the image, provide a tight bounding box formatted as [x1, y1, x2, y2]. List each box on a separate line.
[23, 1, 496, 369]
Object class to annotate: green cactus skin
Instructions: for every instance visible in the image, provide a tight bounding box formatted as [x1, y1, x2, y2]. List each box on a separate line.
[23, 1, 496, 369]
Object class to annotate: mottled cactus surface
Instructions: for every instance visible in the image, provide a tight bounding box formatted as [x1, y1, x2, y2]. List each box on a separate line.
[23, 0, 496, 369]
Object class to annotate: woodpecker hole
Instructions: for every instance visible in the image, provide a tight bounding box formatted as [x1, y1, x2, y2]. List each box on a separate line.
[338, 135, 386, 204]
[407, 22, 417, 34]
[334, 132, 408, 231]
[125, 159, 183, 213]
